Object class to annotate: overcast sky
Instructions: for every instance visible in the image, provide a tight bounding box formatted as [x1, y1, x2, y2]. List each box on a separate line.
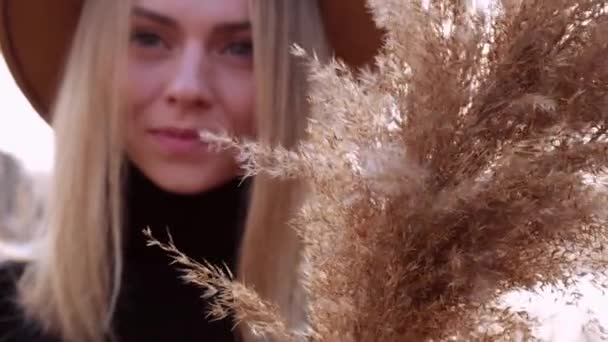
[0, 57, 54, 173]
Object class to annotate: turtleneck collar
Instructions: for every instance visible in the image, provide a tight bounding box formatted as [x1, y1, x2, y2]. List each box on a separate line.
[123, 164, 250, 267]
[111, 165, 249, 341]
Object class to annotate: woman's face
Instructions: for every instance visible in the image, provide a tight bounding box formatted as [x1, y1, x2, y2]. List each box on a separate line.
[126, 0, 254, 194]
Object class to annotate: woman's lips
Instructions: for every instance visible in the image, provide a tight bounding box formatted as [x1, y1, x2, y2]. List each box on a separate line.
[148, 128, 209, 155]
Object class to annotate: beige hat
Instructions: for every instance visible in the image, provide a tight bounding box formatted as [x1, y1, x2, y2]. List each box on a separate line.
[0, 0, 383, 121]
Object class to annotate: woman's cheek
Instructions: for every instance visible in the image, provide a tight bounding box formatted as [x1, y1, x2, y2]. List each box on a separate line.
[218, 68, 255, 137]
[127, 59, 169, 110]
[127, 64, 149, 109]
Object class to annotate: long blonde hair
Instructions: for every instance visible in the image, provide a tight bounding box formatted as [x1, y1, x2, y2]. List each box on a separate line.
[239, 0, 330, 333]
[13, 0, 331, 341]
[18, 0, 128, 341]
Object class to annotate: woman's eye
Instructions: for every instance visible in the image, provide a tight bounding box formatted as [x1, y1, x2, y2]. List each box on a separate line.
[131, 30, 166, 49]
[222, 40, 253, 57]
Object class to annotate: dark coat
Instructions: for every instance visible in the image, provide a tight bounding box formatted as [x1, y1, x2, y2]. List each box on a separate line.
[0, 165, 250, 341]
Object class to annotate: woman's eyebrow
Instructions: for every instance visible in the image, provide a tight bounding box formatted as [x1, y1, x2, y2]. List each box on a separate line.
[131, 8, 250, 35]
[132, 6, 177, 28]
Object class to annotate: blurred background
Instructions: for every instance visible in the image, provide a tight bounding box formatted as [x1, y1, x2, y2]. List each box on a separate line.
[0, 55, 51, 246]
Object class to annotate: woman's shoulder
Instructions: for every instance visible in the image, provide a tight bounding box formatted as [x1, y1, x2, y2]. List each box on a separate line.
[0, 260, 24, 282]
[0, 262, 58, 341]
[0, 261, 25, 314]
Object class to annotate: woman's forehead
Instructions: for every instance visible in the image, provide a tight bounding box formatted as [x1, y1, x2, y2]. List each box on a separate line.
[131, 0, 250, 30]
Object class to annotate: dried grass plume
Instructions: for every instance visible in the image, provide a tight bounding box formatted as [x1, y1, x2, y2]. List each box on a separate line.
[151, 0, 608, 340]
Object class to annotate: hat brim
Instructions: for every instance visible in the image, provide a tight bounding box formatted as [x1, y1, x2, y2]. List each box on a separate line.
[319, 1, 383, 70]
[0, 0, 82, 119]
[0, 0, 382, 121]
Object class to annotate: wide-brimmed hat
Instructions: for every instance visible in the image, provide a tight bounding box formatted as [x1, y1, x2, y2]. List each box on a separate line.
[0, 0, 383, 121]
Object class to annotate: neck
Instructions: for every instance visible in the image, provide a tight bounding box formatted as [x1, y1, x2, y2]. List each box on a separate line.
[123, 164, 250, 266]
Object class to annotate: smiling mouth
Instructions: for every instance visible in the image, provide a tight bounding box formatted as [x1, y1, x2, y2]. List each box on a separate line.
[149, 128, 200, 140]
[148, 127, 211, 155]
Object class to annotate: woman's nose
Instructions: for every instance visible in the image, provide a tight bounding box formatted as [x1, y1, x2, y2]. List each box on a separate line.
[166, 46, 213, 110]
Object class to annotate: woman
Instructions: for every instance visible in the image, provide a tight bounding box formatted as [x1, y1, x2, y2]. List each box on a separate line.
[0, 0, 382, 341]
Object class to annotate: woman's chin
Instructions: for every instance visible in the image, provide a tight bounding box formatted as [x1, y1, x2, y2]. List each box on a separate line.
[139, 161, 238, 195]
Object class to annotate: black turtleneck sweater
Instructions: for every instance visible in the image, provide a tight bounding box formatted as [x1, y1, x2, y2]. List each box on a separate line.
[0, 166, 249, 341]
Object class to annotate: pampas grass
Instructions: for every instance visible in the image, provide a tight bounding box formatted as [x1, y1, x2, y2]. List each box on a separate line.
[150, 0, 608, 340]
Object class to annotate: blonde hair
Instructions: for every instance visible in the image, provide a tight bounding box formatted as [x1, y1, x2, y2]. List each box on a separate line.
[12, 0, 331, 341]
[18, 0, 129, 341]
[239, 0, 330, 334]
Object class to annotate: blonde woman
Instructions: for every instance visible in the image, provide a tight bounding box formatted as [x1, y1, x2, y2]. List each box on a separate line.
[0, 0, 381, 341]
